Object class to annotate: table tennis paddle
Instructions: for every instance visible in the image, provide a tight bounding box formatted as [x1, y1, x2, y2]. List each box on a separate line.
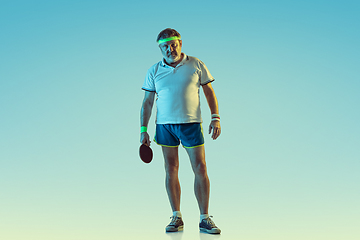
[139, 144, 153, 163]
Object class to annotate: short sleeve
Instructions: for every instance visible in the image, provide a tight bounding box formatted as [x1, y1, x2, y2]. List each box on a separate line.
[142, 68, 156, 92]
[199, 60, 214, 85]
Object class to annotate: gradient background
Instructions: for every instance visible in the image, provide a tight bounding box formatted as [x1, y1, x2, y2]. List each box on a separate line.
[1, 0, 359, 239]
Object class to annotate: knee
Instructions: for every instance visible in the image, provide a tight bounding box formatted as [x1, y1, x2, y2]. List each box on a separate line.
[165, 161, 179, 176]
[193, 162, 207, 176]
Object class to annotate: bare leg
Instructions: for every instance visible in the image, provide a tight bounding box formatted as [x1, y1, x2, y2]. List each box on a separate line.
[162, 146, 181, 212]
[186, 146, 210, 214]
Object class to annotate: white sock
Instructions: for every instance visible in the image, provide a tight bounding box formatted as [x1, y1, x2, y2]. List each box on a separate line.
[173, 211, 182, 218]
[200, 214, 209, 222]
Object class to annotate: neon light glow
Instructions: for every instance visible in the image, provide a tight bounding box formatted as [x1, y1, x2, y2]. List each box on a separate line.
[158, 36, 181, 44]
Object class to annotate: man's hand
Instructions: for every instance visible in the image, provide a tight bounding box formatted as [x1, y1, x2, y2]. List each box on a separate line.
[209, 120, 221, 140]
[140, 132, 151, 146]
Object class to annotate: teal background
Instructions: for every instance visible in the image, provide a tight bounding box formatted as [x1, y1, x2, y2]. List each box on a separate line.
[1, 0, 359, 239]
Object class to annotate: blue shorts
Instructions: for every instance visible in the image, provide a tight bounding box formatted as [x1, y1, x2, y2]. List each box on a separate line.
[154, 123, 204, 148]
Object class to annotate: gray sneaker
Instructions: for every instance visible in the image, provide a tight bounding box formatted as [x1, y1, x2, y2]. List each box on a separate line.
[166, 216, 184, 232]
[199, 216, 221, 234]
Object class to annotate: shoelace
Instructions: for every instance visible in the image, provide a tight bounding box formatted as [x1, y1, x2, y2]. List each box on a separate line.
[204, 216, 216, 227]
[169, 216, 180, 225]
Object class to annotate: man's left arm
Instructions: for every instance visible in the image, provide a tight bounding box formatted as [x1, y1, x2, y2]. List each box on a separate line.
[202, 83, 221, 140]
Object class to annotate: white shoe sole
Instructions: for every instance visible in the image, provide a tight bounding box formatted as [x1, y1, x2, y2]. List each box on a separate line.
[200, 227, 221, 234]
[166, 225, 184, 232]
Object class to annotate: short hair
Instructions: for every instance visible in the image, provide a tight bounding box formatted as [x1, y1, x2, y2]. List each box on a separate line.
[156, 28, 181, 42]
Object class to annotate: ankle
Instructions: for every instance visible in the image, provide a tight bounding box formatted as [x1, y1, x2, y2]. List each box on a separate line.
[200, 213, 209, 222]
[173, 211, 182, 218]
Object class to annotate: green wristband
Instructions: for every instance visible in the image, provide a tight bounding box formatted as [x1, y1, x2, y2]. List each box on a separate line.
[140, 126, 147, 133]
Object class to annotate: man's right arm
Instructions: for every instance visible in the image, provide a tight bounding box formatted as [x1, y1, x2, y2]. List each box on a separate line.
[140, 91, 155, 146]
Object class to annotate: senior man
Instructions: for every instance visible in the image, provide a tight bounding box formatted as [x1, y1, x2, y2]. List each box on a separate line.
[140, 28, 221, 234]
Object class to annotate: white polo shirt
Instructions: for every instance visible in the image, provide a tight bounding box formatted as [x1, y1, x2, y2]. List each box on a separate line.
[142, 53, 214, 124]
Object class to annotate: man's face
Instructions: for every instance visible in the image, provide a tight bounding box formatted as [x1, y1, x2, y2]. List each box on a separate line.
[159, 39, 182, 64]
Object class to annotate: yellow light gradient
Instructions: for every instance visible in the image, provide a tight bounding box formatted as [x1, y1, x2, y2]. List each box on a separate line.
[1, 0, 359, 240]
